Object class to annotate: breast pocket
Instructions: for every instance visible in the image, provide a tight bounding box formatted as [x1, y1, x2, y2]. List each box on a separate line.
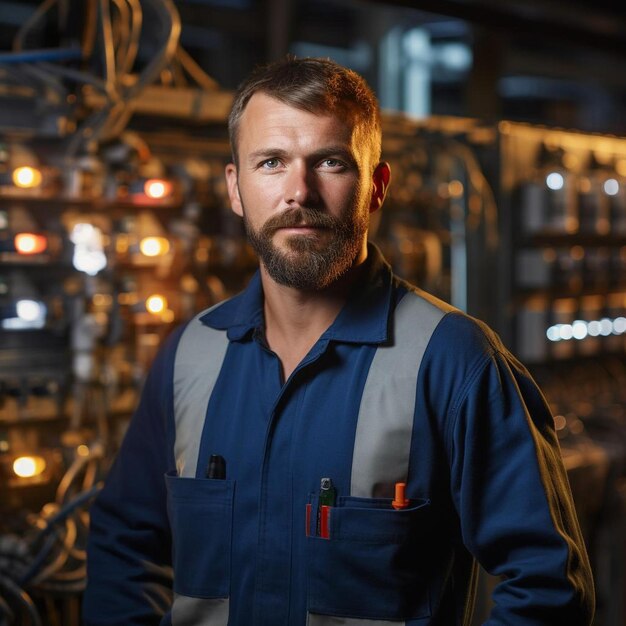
[165, 470, 234, 598]
[306, 496, 433, 621]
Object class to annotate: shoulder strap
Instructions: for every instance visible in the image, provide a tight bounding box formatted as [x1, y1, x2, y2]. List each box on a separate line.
[350, 288, 453, 497]
[173, 306, 230, 477]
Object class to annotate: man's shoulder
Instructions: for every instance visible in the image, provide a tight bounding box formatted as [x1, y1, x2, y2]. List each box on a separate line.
[393, 277, 456, 317]
[391, 278, 506, 361]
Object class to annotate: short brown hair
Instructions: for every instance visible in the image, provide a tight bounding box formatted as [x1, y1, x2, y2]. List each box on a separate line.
[228, 56, 382, 168]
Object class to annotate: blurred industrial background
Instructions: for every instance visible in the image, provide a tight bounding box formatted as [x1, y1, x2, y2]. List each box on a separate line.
[1, 0, 626, 624]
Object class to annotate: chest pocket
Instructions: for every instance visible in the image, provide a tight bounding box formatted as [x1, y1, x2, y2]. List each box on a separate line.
[306, 496, 434, 622]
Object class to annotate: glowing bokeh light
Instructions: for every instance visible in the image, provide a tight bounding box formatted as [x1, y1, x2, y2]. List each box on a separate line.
[12, 166, 42, 189]
[139, 237, 170, 257]
[546, 172, 564, 191]
[14, 233, 47, 255]
[144, 179, 172, 199]
[13, 456, 46, 478]
[146, 294, 167, 314]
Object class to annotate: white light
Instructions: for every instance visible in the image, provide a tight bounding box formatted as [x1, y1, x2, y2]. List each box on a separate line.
[546, 326, 561, 342]
[600, 318, 613, 336]
[70, 222, 94, 243]
[613, 317, 626, 334]
[139, 237, 170, 257]
[144, 179, 172, 199]
[2, 299, 46, 330]
[146, 294, 167, 314]
[13, 455, 46, 478]
[604, 178, 620, 196]
[16, 300, 42, 322]
[559, 324, 574, 340]
[571, 320, 588, 340]
[13, 166, 42, 189]
[547, 315, 626, 341]
[71, 223, 107, 276]
[437, 42, 472, 71]
[587, 321, 601, 337]
[546, 172, 564, 191]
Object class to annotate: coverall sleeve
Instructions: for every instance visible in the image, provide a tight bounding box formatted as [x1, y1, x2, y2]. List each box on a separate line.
[82, 328, 182, 625]
[447, 344, 595, 625]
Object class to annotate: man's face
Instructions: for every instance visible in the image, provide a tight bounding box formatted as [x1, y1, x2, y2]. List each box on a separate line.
[225, 93, 388, 291]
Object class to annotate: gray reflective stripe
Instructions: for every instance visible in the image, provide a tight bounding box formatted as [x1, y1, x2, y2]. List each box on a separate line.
[172, 595, 229, 625]
[350, 290, 452, 498]
[307, 614, 402, 626]
[173, 306, 230, 478]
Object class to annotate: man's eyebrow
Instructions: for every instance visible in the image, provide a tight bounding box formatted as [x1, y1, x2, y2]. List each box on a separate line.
[246, 146, 357, 164]
[247, 148, 289, 163]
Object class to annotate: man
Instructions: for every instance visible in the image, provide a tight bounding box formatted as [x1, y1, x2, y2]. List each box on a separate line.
[83, 57, 594, 625]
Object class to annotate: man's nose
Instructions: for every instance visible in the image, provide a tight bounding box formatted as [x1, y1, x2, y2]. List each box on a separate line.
[283, 163, 320, 206]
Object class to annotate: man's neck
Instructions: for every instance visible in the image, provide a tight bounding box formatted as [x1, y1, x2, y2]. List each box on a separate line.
[260, 259, 366, 381]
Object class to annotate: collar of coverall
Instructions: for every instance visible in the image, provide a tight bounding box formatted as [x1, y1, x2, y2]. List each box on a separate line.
[200, 242, 395, 346]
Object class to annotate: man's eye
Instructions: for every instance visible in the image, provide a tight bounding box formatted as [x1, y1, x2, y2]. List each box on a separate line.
[262, 159, 280, 169]
[321, 159, 344, 169]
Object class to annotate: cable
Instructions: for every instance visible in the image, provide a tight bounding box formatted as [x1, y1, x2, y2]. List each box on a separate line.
[19, 63, 67, 103]
[175, 45, 219, 90]
[0, 593, 15, 623]
[125, 0, 181, 99]
[0, 575, 42, 626]
[0, 47, 82, 64]
[56, 444, 104, 505]
[121, 0, 143, 76]
[99, 0, 118, 100]
[110, 0, 131, 74]
[56, 455, 92, 504]
[13, 0, 59, 52]
[91, 0, 182, 144]
[30, 524, 73, 586]
[19, 485, 102, 586]
[37, 62, 107, 92]
[29, 580, 86, 594]
[81, 0, 99, 60]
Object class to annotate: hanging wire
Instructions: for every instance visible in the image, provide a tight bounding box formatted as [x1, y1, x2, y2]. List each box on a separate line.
[175, 45, 219, 90]
[0, 575, 42, 626]
[12, 0, 60, 52]
[99, 0, 118, 100]
[110, 0, 131, 73]
[121, 0, 143, 76]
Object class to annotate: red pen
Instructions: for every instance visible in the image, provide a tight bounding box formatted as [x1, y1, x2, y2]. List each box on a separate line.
[320, 505, 330, 539]
[305, 504, 330, 538]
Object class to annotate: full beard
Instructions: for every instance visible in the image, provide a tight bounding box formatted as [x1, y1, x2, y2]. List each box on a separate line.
[243, 205, 368, 291]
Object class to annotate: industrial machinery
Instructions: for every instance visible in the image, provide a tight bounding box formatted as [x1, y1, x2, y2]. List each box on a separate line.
[0, 1, 240, 622]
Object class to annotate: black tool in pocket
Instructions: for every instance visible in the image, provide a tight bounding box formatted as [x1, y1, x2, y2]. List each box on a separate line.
[165, 470, 235, 598]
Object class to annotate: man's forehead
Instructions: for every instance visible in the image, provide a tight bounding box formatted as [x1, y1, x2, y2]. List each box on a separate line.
[241, 92, 356, 129]
[240, 95, 352, 142]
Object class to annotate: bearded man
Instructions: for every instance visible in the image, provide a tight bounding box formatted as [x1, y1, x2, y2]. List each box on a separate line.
[83, 57, 594, 626]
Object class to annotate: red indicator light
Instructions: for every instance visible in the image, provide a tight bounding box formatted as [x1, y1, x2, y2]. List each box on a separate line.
[144, 179, 172, 199]
[14, 233, 47, 255]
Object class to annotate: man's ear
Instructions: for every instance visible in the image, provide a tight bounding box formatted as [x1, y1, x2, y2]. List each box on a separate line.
[225, 162, 243, 217]
[369, 162, 391, 213]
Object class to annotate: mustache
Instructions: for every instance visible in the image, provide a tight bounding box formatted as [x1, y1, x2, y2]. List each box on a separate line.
[262, 207, 338, 234]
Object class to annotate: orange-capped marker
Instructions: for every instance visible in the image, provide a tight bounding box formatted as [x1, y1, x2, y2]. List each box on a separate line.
[392, 482, 409, 510]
